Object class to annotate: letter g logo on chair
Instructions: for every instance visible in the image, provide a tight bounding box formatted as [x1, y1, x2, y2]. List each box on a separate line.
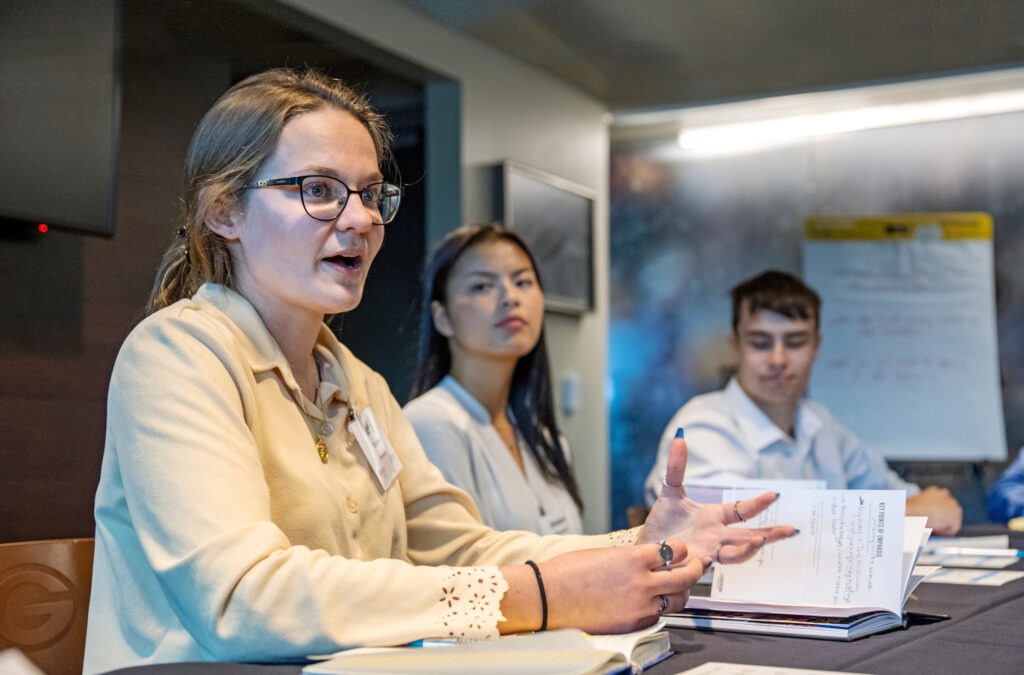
[0, 538, 93, 675]
[0, 563, 79, 652]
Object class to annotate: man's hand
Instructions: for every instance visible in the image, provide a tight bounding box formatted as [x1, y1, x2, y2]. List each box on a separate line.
[907, 485, 962, 536]
[637, 431, 796, 562]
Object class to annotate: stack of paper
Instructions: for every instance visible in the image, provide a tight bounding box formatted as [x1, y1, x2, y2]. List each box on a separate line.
[909, 534, 1024, 586]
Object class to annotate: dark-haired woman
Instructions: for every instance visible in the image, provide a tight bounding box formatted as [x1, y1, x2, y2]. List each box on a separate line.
[406, 223, 583, 534]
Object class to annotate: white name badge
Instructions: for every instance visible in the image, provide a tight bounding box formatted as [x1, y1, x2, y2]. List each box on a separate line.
[539, 511, 572, 535]
[349, 406, 402, 491]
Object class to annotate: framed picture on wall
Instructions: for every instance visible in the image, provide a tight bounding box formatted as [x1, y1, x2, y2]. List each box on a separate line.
[498, 160, 596, 314]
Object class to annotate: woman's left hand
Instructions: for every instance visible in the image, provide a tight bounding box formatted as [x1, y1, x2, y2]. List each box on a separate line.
[637, 433, 796, 563]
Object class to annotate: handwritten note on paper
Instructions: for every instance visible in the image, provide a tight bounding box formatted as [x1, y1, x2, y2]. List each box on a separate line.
[712, 490, 906, 612]
[803, 214, 1005, 462]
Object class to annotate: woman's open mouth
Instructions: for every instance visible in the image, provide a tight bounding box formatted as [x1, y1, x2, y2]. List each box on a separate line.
[324, 253, 362, 271]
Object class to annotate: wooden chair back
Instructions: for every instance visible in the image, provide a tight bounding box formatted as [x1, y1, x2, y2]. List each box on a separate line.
[0, 538, 94, 675]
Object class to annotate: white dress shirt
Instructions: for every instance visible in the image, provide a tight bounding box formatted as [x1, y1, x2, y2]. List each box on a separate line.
[405, 376, 584, 535]
[644, 377, 919, 504]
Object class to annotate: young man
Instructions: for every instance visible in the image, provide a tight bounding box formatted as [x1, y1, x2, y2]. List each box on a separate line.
[644, 270, 962, 535]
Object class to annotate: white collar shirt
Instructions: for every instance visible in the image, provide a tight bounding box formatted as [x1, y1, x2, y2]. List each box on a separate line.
[645, 377, 918, 504]
[405, 376, 584, 535]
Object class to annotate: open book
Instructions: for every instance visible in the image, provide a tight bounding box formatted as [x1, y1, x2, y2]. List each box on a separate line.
[303, 621, 671, 675]
[665, 489, 937, 640]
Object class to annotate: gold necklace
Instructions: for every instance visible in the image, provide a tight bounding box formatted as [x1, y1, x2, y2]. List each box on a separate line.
[296, 355, 333, 463]
[305, 389, 336, 463]
[312, 417, 332, 463]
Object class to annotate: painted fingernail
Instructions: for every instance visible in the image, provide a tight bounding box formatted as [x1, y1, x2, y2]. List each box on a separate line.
[792, 528, 801, 535]
[675, 427, 685, 439]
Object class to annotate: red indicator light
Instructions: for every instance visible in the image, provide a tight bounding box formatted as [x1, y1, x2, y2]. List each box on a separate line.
[37, 223, 49, 233]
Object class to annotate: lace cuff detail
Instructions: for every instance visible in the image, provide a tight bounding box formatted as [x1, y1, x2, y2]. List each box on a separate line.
[437, 567, 508, 639]
[607, 527, 639, 547]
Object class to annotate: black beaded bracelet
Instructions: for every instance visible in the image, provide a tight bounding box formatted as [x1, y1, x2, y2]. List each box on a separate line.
[524, 560, 548, 631]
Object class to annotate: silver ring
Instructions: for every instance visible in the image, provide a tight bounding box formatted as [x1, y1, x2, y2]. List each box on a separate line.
[662, 475, 683, 497]
[733, 500, 746, 522]
[658, 539, 673, 567]
[715, 546, 723, 564]
[658, 594, 669, 615]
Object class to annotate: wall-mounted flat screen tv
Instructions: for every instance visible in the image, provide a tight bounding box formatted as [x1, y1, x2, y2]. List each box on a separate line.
[0, 0, 120, 236]
[499, 160, 596, 314]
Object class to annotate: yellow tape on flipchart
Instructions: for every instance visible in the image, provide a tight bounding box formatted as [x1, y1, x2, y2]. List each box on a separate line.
[805, 213, 992, 241]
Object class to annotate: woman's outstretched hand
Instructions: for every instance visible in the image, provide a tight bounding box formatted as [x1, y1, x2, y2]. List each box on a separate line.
[499, 541, 709, 635]
[637, 431, 796, 562]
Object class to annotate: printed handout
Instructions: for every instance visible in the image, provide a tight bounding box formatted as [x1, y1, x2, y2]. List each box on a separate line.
[712, 489, 907, 610]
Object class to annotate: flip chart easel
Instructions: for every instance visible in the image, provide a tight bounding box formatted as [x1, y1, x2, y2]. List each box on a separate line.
[803, 213, 1006, 461]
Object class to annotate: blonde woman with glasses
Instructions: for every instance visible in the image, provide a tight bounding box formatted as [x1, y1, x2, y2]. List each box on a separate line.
[85, 67, 793, 673]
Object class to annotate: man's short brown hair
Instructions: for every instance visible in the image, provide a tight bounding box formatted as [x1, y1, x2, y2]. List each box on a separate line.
[730, 270, 821, 332]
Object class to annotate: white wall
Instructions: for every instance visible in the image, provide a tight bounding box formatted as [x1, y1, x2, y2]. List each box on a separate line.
[280, 0, 613, 532]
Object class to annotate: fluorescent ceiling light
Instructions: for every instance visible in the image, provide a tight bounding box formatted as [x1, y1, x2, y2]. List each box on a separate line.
[678, 88, 1024, 157]
[611, 67, 1024, 158]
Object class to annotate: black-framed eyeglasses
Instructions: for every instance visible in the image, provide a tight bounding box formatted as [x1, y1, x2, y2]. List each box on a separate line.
[242, 175, 403, 224]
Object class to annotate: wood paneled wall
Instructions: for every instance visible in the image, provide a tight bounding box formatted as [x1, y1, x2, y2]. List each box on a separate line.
[0, 10, 231, 542]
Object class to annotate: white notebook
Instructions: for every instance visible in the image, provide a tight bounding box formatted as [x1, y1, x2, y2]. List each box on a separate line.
[304, 621, 670, 675]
